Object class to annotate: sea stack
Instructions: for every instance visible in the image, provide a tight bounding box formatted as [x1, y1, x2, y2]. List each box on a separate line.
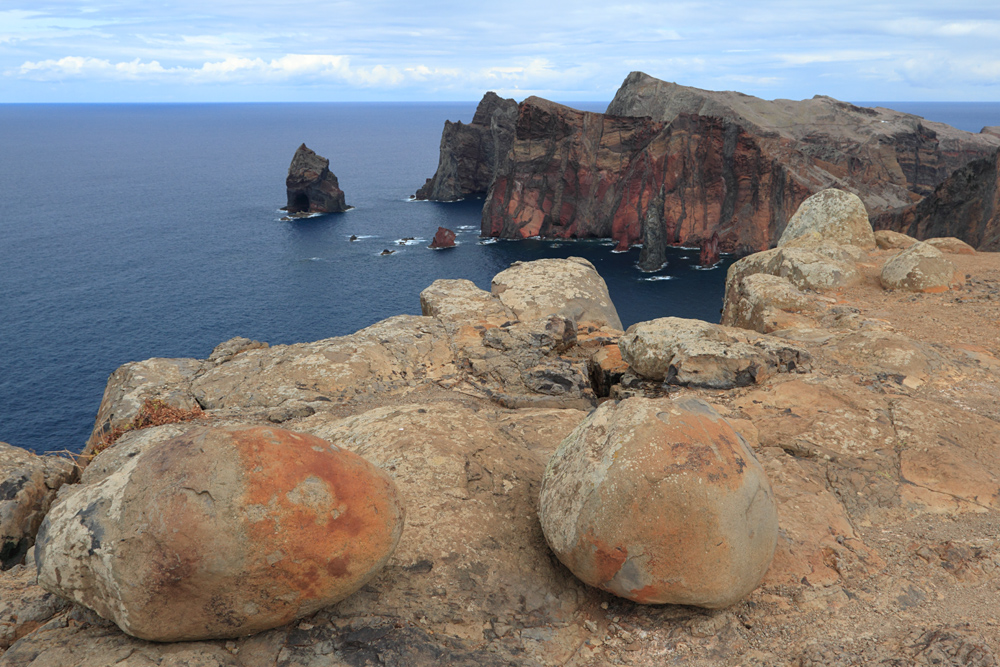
[285, 143, 351, 214]
[429, 227, 457, 248]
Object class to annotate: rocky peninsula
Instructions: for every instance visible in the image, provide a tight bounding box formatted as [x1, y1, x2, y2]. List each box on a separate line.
[0, 189, 998, 665]
[419, 73, 1000, 265]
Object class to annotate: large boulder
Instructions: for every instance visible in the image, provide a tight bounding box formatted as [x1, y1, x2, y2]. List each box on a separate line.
[880, 242, 961, 292]
[0, 444, 76, 569]
[777, 188, 876, 249]
[725, 246, 860, 294]
[618, 317, 810, 388]
[285, 143, 350, 214]
[539, 396, 779, 608]
[721, 273, 821, 334]
[35, 425, 404, 642]
[491, 257, 623, 330]
[924, 236, 976, 255]
[874, 229, 918, 250]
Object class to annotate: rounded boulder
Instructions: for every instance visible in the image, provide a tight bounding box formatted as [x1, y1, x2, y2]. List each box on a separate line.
[539, 397, 778, 608]
[778, 188, 876, 249]
[34, 425, 404, 642]
[880, 242, 961, 292]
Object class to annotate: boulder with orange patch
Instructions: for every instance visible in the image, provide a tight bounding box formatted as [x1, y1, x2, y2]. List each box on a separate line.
[34, 425, 404, 642]
[539, 396, 778, 608]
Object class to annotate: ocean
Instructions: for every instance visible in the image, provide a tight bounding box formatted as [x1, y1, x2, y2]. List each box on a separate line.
[1, 101, 998, 455]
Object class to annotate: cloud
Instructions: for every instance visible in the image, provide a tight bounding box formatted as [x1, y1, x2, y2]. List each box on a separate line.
[14, 54, 410, 86]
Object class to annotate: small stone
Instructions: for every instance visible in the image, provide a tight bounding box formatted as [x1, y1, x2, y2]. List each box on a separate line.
[584, 620, 599, 633]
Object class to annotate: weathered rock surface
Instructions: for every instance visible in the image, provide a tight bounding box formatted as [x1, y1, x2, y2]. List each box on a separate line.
[720, 273, 820, 334]
[880, 242, 960, 292]
[11, 251, 1000, 666]
[924, 236, 976, 255]
[777, 188, 876, 249]
[415, 92, 517, 201]
[874, 148, 1000, 251]
[491, 257, 623, 330]
[207, 336, 268, 365]
[875, 229, 919, 250]
[618, 317, 809, 388]
[725, 246, 860, 296]
[539, 397, 778, 607]
[469, 73, 1000, 255]
[482, 98, 809, 256]
[285, 143, 350, 214]
[0, 444, 76, 569]
[35, 426, 404, 642]
[428, 226, 457, 248]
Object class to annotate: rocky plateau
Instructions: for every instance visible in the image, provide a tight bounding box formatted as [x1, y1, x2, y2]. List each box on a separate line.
[1, 191, 1000, 666]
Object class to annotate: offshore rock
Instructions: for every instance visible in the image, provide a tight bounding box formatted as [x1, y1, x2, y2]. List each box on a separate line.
[428, 226, 457, 248]
[539, 396, 778, 607]
[873, 149, 1000, 250]
[777, 188, 876, 249]
[699, 231, 720, 267]
[35, 425, 404, 642]
[415, 92, 517, 201]
[880, 242, 961, 293]
[285, 143, 350, 214]
[491, 257, 623, 330]
[0, 444, 76, 569]
[618, 317, 810, 388]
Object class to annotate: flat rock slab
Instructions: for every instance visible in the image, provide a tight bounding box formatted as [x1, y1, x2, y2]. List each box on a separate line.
[618, 317, 810, 388]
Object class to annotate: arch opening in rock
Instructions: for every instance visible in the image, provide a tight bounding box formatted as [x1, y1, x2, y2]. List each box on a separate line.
[292, 193, 310, 213]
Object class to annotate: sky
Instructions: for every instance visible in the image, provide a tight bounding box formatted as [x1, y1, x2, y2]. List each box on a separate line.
[2, 1, 999, 103]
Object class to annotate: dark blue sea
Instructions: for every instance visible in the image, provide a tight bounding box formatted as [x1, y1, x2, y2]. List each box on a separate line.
[1, 101, 998, 454]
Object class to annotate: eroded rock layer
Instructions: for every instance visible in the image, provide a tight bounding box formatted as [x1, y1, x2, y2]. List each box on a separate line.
[439, 73, 1000, 255]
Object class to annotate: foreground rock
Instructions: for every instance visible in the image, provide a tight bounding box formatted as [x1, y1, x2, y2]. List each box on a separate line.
[880, 242, 961, 292]
[0, 445, 76, 569]
[285, 143, 350, 214]
[36, 426, 404, 642]
[777, 188, 876, 249]
[415, 92, 517, 201]
[619, 317, 809, 388]
[540, 397, 778, 608]
[428, 226, 457, 248]
[491, 257, 623, 330]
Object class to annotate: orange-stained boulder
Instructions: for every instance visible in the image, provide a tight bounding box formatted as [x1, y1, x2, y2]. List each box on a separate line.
[539, 396, 778, 608]
[34, 426, 404, 642]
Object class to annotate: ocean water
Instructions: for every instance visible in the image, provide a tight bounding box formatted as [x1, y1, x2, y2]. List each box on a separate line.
[2, 101, 998, 455]
[0, 102, 731, 454]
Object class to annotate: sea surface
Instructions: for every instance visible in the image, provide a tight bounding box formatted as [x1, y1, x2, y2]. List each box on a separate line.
[1, 101, 998, 455]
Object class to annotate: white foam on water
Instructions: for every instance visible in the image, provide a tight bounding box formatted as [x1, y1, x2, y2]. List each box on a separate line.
[641, 275, 676, 281]
[477, 238, 498, 245]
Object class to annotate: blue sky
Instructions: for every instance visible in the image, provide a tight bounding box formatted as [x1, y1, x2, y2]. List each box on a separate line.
[2, 1, 999, 103]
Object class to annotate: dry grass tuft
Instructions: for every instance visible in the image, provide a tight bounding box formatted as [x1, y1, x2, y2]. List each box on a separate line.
[92, 399, 205, 455]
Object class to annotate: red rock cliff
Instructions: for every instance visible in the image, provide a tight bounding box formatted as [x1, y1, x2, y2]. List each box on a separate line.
[475, 74, 1000, 257]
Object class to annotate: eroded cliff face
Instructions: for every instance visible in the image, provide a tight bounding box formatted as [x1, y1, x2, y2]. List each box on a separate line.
[286, 144, 350, 214]
[874, 149, 1000, 251]
[481, 99, 812, 261]
[474, 73, 1000, 255]
[414, 92, 517, 201]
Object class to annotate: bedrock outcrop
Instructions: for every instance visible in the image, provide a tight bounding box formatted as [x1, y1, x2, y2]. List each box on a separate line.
[285, 143, 350, 214]
[873, 148, 1000, 251]
[425, 73, 1000, 256]
[7, 250, 1000, 666]
[415, 92, 517, 201]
